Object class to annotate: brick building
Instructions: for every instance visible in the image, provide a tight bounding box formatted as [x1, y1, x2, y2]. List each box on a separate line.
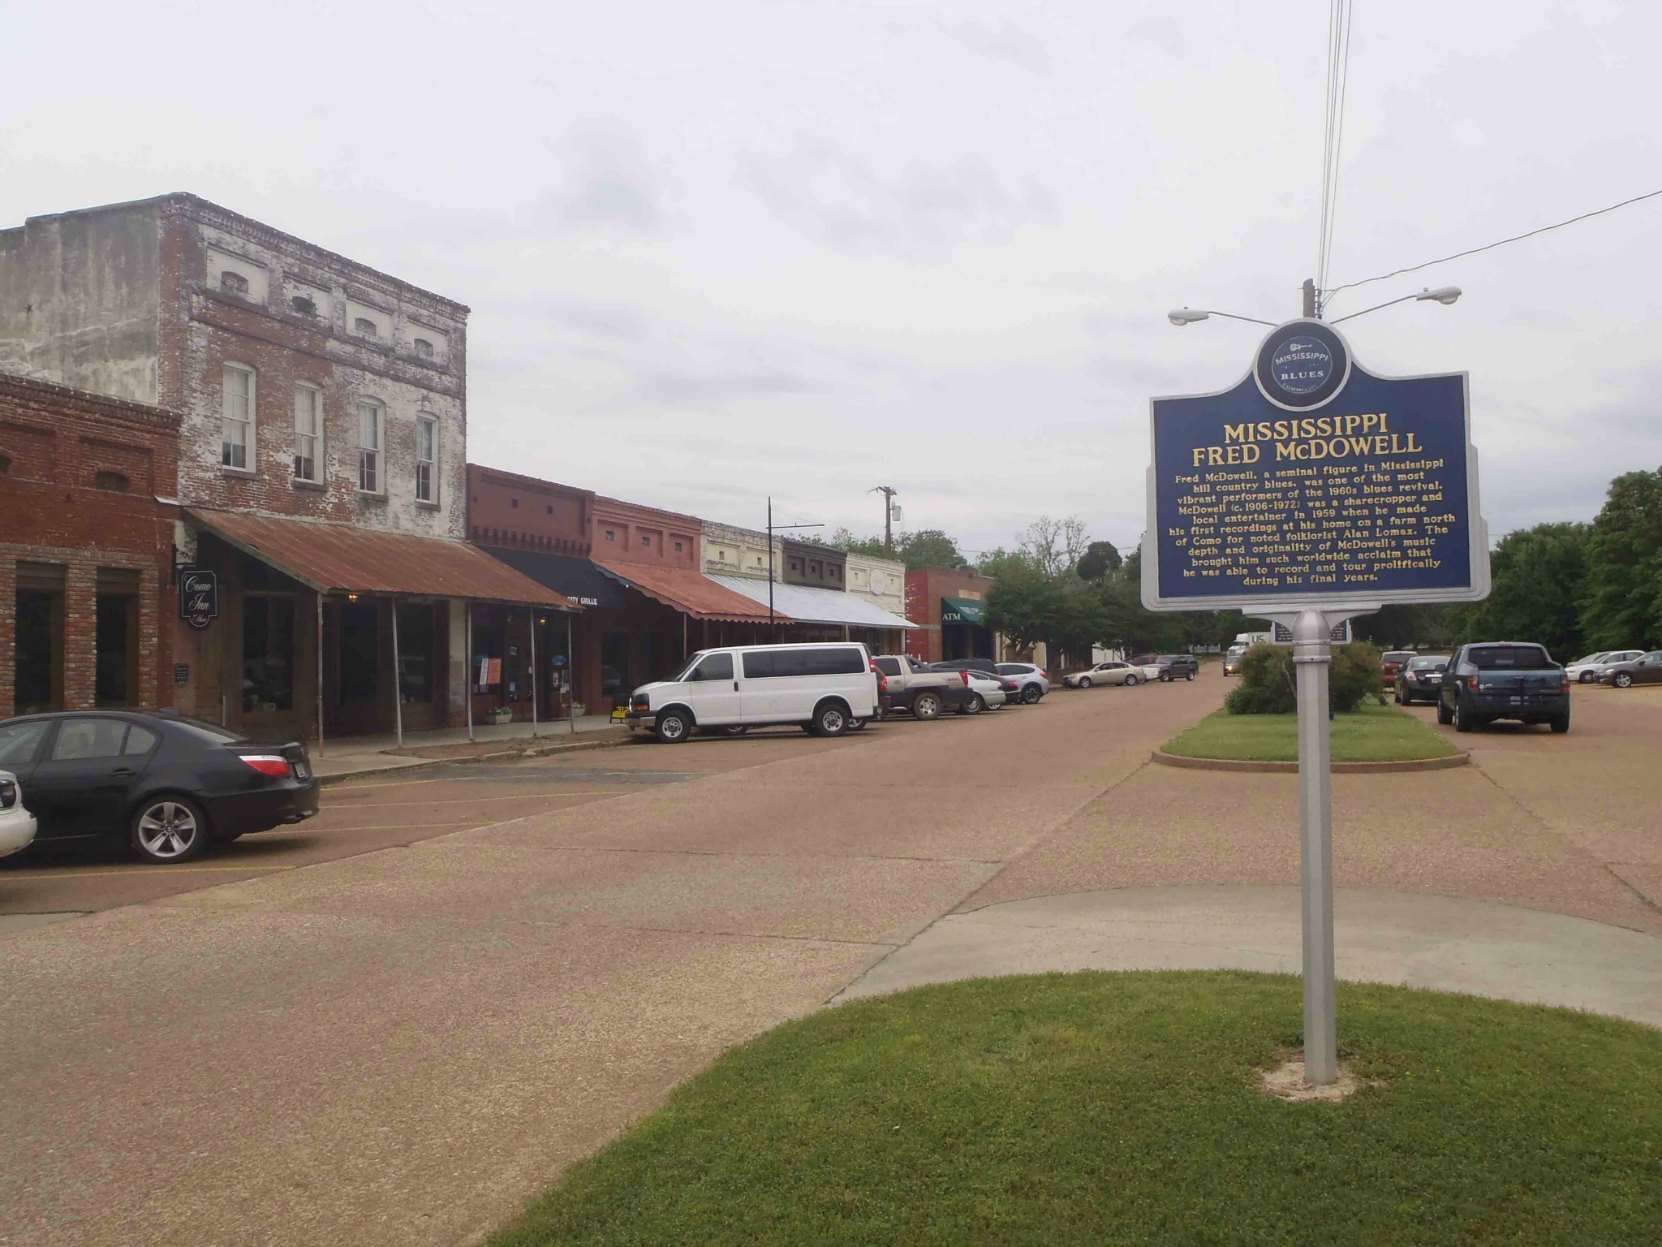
[0, 374, 179, 719]
[0, 194, 566, 742]
[903, 567, 1002, 663]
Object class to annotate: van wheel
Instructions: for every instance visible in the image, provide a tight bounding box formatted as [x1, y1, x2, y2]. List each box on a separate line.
[912, 692, 942, 720]
[655, 709, 691, 743]
[811, 702, 849, 737]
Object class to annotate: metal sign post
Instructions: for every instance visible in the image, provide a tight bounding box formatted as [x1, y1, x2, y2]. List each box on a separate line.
[1143, 318, 1487, 1085]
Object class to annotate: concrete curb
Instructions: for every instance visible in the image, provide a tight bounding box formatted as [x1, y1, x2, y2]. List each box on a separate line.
[1149, 747, 1470, 775]
[318, 734, 633, 786]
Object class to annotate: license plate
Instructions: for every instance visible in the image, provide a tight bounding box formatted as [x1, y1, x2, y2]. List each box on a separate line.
[293, 762, 310, 780]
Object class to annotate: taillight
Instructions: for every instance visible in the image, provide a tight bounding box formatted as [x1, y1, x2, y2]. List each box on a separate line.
[1039, 670, 1048, 680]
[878, 672, 888, 692]
[1466, 676, 1479, 693]
[960, 670, 970, 686]
[240, 754, 291, 778]
[1561, 674, 1571, 694]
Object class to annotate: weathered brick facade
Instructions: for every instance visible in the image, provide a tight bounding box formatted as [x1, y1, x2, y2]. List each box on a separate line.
[0, 374, 179, 718]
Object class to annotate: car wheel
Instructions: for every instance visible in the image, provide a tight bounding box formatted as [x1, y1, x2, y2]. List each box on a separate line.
[1614, 672, 1634, 688]
[812, 701, 849, 737]
[1436, 698, 1453, 725]
[1022, 684, 1042, 704]
[655, 709, 691, 743]
[959, 694, 982, 715]
[1549, 713, 1571, 734]
[1124, 674, 1139, 687]
[1453, 700, 1476, 733]
[912, 691, 942, 720]
[1579, 671, 1595, 684]
[1078, 677, 1092, 689]
[131, 795, 209, 864]
[848, 717, 869, 731]
[1160, 672, 1172, 683]
[1185, 671, 1195, 682]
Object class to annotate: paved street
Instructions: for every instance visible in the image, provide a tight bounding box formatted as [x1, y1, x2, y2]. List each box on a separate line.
[2, 679, 1660, 1247]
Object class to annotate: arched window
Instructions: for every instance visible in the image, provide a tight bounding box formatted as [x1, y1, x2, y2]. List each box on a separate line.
[354, 317, 380, 338]
[94, 471, 130, 492]
[413, 338, 434, 359]
[220, 270, 250, 296]
[291, 295, 317, 316]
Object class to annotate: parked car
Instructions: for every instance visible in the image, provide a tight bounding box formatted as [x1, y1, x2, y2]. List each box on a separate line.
[0, 770, 37, 860]
[626, 642, 878, 742]
[960, 671, 1009, 712]
[995, 662, 1050, 703]
[872, 654, 975, 719]
[1584, 650, 1645, 683]
[930, 657, 1002, 677]
[1380, 650, 1418, 690]
[1063, 661, 1143, 689]
[1437, 643, 1570, 734]
[1222, 645, 1247, 676]
[1154, 654, 1199, 682]
[1564, 652, 1613, 684]
[1395, 655, 1450, 705]
[0, 710, 318, 864]
[1601, 650, 1662, 688]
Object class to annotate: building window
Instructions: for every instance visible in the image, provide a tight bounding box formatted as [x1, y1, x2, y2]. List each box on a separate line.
[413, 338, 434, 359]
[93, 471, 129, 492]
[718, 550, 726, 561]
[604, 529, 615, 542]
[0, 454, 10, 475]
[414, 416, 438, 504]
[222, 364, 255, 470]
[354, 316, 380, 337]
[220, 270, 249, 296]
[674, 540, 684, 553]
[294, 384, 322, 483]
[641, 534, 651, 548]
[546, 505, 553, 515]
[291, 295, 317, 316]
[96, 569, 141, 707]
[357, 401, 383, 493]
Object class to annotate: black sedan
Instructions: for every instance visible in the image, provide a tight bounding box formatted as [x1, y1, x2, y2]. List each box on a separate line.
[0, 710, 318, 864]
[1395, 655, 1450, 705]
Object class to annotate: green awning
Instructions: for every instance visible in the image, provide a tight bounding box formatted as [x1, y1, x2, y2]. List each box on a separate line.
[941, 596, 986, 626]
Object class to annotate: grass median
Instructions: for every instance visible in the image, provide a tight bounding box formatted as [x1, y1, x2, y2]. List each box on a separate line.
[489, 971, 1661, 1247]
[1162, 699, 1458, 763]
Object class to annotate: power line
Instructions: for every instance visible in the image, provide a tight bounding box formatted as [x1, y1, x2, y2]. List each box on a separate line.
[1316, 0, 1354, 305]
[1323, 187, 1662, 301]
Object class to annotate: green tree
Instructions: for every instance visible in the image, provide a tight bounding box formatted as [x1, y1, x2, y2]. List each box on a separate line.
[825, 527, 888, 557]
[897, 528, 970, 571]
[1076, 541, 1122, 581]
[1451, 523, 1590, 659]
[1580, 468, 1662, 651]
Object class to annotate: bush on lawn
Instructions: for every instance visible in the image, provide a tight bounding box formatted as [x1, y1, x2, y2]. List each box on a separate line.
[1225, 640, 1383, 715]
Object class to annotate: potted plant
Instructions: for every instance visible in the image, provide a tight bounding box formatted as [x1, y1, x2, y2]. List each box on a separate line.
[488, 706, 513, 725]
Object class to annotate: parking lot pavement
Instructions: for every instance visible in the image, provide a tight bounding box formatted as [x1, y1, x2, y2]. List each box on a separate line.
[5, 673, 1658, 1247]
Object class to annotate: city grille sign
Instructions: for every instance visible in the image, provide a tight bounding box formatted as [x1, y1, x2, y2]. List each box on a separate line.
[1142, 319, 1488, 614]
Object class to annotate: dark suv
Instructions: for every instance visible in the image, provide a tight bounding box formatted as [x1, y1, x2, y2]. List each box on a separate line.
[1437, 642, 1570, 734]
[1155, 654, 1198, 682]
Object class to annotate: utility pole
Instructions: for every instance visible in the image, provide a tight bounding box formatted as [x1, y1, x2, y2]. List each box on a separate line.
[766, 496, 823, 642]
[870, 486, 899, 555]
[1302, 277, 1319, 319]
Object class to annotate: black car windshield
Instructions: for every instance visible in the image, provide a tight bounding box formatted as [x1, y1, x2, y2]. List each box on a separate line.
[1466, 645, 1553, 670]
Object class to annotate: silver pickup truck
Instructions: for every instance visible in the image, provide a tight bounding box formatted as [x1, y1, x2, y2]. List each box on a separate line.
[873, 655, 975, 720]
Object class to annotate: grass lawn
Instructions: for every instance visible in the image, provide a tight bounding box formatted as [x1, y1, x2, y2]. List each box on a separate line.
[1163, 699, 1459, 763]
[489, 972, 1661, 1247]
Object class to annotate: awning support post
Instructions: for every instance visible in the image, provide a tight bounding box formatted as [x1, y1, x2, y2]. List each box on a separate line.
[567, 611, 576, 734]
[529, 608, 538, 739]
[391, 600, 404, 748]
[315, 593, 326, 756]
[466, 604, 474, 743]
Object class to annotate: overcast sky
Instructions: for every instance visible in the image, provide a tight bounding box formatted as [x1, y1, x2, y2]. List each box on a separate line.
[4, 1, 1658, 558]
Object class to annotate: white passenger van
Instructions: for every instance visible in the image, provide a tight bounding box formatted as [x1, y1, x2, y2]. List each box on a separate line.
[624, 642, 879, 743]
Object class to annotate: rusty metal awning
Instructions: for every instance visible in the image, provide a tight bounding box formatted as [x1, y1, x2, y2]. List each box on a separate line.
[186, 508, 575, 608]
[590, 557, 786, 623]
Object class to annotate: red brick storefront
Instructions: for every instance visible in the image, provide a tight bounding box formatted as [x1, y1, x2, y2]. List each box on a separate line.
[0, 374, 180, 718]
[903, 567, 999, 664]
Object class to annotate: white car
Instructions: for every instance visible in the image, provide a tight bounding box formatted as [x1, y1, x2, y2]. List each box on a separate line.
[1569, 650, 1642, 684]
[962, 671, 1009, 712]
[0, 770, 37, 859]
[1063, 661, 1144, 689]
[995, 662, 1050, 703]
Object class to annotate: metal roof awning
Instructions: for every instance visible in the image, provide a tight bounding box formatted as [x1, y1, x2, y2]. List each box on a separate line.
[706, 575, 916, 629]
[591, 557, 783, 623]
[186, 509, 575, 608]
[480, 548, 630, 611]
[941, 596, 987, 626]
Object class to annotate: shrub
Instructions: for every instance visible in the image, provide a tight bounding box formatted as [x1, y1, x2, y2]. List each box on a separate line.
[1225, 639, 1385, 715]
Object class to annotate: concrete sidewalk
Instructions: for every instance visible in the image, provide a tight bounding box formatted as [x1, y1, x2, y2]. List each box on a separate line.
[311, 714, 624, 780]
[837, 885, 1662, 1028]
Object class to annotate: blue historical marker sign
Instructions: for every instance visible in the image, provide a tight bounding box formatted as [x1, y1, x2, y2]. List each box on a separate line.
[1142, 319, 1488, 612]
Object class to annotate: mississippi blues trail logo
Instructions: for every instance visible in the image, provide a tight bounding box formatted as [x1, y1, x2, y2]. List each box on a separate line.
[1254, 320, 1350, 410]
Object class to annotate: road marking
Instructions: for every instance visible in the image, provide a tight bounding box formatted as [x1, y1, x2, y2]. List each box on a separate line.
[328, 791, 621, 807]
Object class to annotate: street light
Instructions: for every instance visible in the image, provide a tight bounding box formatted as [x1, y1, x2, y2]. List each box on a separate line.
[1168, 284, 1462, 328]
[1329, 285, 1461, 324]
[1167, 307, 1277, 327]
